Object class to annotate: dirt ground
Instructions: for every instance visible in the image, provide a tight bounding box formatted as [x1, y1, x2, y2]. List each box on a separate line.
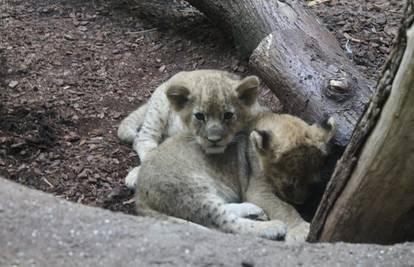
[0, 0, 405, 215]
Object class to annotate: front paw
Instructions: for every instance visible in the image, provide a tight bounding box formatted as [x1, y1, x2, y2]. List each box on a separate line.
[257, 220, 287, 241]
[223, 202, 269, 221]
[124, 166, 141, 190]
[285, 222, 310, 243]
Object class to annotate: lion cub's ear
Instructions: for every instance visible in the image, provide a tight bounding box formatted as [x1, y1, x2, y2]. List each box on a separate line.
[310, 116, 337, 143]
[235, 75, 260, 106]
[323, 117, 337, 143]
[166, 85, 191, 111]
[250, 129, 273, 154]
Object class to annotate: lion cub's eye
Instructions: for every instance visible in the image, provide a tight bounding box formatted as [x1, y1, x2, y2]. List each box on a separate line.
[194, 112, 205, 121]
[223, 112, 233, 120]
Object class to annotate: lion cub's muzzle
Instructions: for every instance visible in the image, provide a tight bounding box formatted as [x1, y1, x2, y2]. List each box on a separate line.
[204, 124, 229, 154]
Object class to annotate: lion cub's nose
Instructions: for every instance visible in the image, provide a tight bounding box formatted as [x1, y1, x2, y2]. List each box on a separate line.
[207, 124, 224, 144]
[207, 135, 223, 144]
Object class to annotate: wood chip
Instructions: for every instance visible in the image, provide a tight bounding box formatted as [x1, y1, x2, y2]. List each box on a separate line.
[64, 34, 76, 41]
[42, 177, 55, 188]
[123, 198, 135, 205]
[308, 0, 330, 7]
[8, 80, 19, 88]
[158, 65, 166, 72]
[343, 33, 362, 43]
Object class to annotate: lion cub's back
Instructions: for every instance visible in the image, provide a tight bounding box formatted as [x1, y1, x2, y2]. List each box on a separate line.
[138, 133, 204, 181]
[137, 132, 243, 203]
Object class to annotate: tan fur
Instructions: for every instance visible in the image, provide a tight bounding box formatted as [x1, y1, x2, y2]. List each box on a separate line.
[119, 70, 336, 242]
[136, 112, 335, 242]
[246, 113, 336, 242]
[136, 82, 288, 240]
[165, 70, 261, 154]
[117, 70, 265, 188]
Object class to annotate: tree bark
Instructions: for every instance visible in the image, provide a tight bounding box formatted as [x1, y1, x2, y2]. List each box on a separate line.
[309, 1, 414, 244]
[186, 0, 374, 148]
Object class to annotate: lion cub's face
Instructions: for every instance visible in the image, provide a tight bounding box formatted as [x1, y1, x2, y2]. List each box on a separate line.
[166, 70, 259, 154]
[250, 113, 336, 205]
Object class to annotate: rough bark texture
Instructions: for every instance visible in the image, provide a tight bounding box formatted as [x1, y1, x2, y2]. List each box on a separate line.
[309, 1, 414, 243]
[186, 0, 374, 148]
[2, 178, 414, 267]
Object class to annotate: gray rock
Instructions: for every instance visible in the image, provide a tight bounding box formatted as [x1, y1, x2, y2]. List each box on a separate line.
[0, 178, 413, 267]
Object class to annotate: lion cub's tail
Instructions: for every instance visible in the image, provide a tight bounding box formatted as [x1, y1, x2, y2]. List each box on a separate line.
[117, 103, 148, 144]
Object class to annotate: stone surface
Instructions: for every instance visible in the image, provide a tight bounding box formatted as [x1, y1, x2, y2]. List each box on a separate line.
[1, 178, 413, 267]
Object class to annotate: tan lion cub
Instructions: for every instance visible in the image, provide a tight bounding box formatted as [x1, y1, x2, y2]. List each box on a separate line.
[246, 113, 336, 242]
[117, 70, 265, 188]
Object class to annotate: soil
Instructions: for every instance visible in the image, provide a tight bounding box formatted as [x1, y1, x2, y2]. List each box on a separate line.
[0, 0, 405, 215]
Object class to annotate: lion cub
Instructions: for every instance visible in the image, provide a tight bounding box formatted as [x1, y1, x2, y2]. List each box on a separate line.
[246, 113, 336, 242]
[117, 70, 264, 188]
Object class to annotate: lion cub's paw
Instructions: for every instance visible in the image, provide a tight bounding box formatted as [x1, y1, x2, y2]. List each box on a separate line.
[223, 202, 268, 221]
[256, 220, 287, 241]
[124, 166, 141, 190]
[285, 222, 310, 243]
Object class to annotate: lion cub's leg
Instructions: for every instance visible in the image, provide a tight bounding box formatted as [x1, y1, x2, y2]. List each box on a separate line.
[117, 103, 148, 144]
[208, 199, 286, 240]
[245, 177, 309, 242]
[133, 87, 171, 160]
[173, 194, 287, 240]
[137, 170, 287, 240]
[222, 202, 268, 221]
[285, 222, 310, 243]
[124, 166, 140, 189]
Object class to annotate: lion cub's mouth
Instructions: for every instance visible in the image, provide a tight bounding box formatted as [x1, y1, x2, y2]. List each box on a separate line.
[205, 145, 226, 154]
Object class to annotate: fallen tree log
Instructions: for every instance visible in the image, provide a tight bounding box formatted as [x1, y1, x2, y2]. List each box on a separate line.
[309, 1, 414, 243]
[186, 0, 374, 148]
